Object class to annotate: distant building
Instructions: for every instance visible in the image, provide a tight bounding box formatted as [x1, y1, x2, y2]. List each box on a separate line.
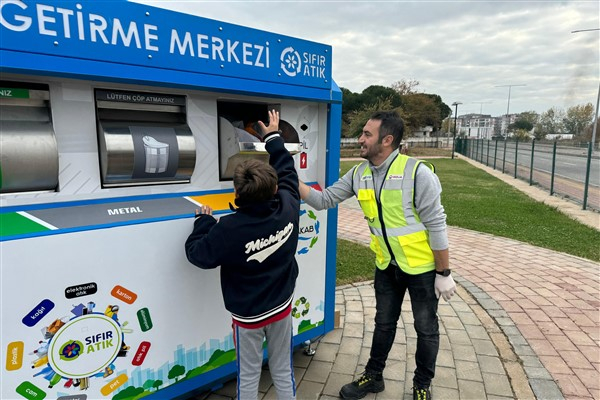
[497, 114, 519, 137]
[443, 116, 463, 136]
[444, 113, 535, 139]
[460, 114, 494, 139]
[412, 126, 434, 138]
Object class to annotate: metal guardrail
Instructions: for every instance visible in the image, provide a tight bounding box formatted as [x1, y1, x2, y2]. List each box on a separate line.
[456, 138, 600, 212]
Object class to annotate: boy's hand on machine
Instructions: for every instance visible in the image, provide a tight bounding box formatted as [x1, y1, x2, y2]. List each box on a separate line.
[257, 109, 280, 139]
[195, 205, 213, 218]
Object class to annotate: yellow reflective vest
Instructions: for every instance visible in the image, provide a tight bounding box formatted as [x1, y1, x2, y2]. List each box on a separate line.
[353, 154, 436, 274]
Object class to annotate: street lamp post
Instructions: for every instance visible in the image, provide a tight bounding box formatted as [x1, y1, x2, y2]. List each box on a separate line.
[592, 82, 599, 152]
[452, 101, 462, 159]
[495, 84, 526, 137]
[572, 29, 600, 152]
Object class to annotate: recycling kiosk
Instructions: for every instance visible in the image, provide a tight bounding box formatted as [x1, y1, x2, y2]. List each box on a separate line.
[0, 1, 342, 399]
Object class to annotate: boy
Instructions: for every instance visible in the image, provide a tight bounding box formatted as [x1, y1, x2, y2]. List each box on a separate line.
[185, 110, 299, 400]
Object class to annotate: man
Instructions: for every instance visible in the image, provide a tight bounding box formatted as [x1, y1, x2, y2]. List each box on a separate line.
[299, 111, 456, 400]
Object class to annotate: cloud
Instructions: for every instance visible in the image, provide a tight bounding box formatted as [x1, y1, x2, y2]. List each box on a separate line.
[133, 0, 599, 117]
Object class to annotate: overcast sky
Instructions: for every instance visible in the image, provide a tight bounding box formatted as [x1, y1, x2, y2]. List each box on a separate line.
[133, 0, 599, 118]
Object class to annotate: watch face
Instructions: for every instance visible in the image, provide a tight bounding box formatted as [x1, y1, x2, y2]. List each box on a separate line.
[437, 269, 451, 276]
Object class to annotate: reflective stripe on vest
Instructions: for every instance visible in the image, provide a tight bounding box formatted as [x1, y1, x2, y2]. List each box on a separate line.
[353, 155, 436, 274]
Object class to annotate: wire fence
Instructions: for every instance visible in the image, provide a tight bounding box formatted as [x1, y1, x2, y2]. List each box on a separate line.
[455, 138, 600, 212]
[341, 137, 454, 148]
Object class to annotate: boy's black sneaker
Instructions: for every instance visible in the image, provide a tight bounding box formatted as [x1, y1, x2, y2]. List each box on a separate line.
[413, 386, 432, 400]
[339, 371, 384, 399]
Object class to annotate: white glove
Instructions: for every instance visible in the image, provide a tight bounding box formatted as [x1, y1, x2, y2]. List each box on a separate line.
[435, 273, 456, 301]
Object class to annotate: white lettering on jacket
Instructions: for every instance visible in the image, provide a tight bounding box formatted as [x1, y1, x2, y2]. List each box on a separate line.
[245, 222, 294, 263]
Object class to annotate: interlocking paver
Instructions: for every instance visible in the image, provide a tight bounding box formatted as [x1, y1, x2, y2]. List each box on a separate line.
[482, 372, 513, 397]
[304, 360, 334, 383]
[342, 322, 363, 338]
[338, 337, 362, 355]
[296, 380, 325, 400]
[455, 360, 483, 382]
[311, 342, 339, 363]
[382, 359, 405, 381]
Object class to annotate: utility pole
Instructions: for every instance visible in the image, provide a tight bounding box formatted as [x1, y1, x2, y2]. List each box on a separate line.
[592, 82, 599, 152]
[495, 84, 526, 138]
[572, 28, 600, 152]
[452, 101, 462, 159]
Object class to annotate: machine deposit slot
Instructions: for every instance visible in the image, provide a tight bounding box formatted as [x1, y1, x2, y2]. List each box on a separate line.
[0, 81, 58, 194]
[95, 89, 196, 187]
[217, 100, 301, 180]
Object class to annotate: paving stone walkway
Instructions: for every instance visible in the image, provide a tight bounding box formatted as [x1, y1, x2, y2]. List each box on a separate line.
[201, 280, 528, 400]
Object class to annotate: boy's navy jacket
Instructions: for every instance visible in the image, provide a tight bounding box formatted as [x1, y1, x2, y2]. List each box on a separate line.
[185, 133, 300, 328]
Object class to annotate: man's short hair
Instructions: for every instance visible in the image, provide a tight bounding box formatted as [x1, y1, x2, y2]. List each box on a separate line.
[371, 111, 404, 149]
[233, 159, 278, 203]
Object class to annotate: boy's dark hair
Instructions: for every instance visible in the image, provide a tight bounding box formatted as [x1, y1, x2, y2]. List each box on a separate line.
[371, 110, 404, 149]
[233, 159, 278, 202]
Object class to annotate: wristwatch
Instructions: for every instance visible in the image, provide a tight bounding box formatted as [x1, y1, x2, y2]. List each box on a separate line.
[435, 269, 451, 277]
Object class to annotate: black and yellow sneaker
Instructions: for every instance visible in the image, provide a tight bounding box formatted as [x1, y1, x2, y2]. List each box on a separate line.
[413, 386, 432, 400]
[339, 371, 385, 399]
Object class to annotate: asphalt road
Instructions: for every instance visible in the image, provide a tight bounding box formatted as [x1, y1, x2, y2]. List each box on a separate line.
[468, 141, 599, 187]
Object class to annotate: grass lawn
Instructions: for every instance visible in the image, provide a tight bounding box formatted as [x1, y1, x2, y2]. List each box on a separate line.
[336, 238, 377, 286]
[337, 157, 599, 285]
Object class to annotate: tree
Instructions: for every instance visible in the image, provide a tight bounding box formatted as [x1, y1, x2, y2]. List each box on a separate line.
[535, 107, 565, 140]
[582, 118, 600, 143]
[339, 81, 449, 139]
[391, 78, 421, 95]
[563, 103, 594, 137]
[112, 386, 144, 399]
[360, 85, 402, 109]
[508, 119, 534, 133]
[345, 97, 396, 138]
[400, 94, 439, 135]
[208, 349, 225, 363]
[168, 364, 186, 382]
[340, 87, 363, 115]
[428, 94, 452, 127]
[340, 85, 402, 137]
[513, 129, 531, 141]
[152, 379, 163, 391]
[518, 111, 539, 126]
[441, 118, 454, 135]
[142, 379, 155, 391]
[399, 93, 451, 135]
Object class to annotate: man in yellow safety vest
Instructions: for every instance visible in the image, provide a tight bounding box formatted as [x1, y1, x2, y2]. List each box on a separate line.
[299, 111, 456, 400]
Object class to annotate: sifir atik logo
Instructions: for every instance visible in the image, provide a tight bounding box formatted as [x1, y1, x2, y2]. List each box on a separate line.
[280, 47, 327, 79]
[48, 314, 122, 378]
